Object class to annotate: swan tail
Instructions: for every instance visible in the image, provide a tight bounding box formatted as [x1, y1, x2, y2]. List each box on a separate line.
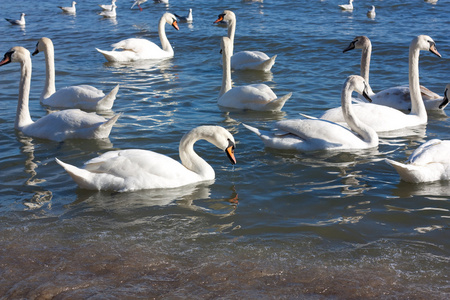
[262, 54, 277, 71]
[96, 48, 120, 62]
[385, 159, 433, 183]
[97, 84, 119, 110]
[93, 114, 121, 139]
[264, 92, 292, 111]
[55, 158, 98, 190]
[242, 123, 262, 137]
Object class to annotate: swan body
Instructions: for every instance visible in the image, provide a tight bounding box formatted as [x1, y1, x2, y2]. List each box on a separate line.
[214, 10, 276, 72]
[98, 3, 117, 18]
[58, 1, 77, 14]
[343, 35, 446, 111]
[218, 37, 291, 111]
[339, 0, 353, 11]
[96, 13, 179, 62]
[5, 13, 25, 26]
[320, 35, 442, 133]
[175, 8, 193, 23]
[386, 139, 450, 183]
[33, 37, 119, 111]
[244, 75, 378, 151]
[131, 0, 147, 11]
[99, 0, 116, 10]
[55, 125, 237, 192]
[367, 6, 376, 18]
[0, 46, 120, 142]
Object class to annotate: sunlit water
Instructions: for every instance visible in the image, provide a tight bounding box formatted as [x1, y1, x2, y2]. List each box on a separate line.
[0, 0, 449, 298]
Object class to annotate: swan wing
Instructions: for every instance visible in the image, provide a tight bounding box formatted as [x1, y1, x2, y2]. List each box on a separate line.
[111, 38, 161, 53]
[408, 140, 450, 165]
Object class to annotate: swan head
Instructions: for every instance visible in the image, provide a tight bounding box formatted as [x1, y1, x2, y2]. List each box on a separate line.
[163, 13, 179, 30]
[32, 37, 52, 56]
[0, 46, 29, 66]
[345, 75, 372, 103]
[214, 10, 235, 24]
[343, 36, 371, 53]
[413, 35, 441, 58]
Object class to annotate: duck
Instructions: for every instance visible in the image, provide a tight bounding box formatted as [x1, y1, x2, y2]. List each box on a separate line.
[218, 36, 291, 111]
[214, 10, 276, 72]
[96, 12, 179, 62]
[98, 0, 116, 10]
[55, 125, 237, 192]
[386, 139, 450, 183]
[339, 0, 354, 11]
[131, 0, 147, 11]
[58, 1, 77, 14]
[175, 8, 193, 23]
[98, 3, 117, 18]
[33, 37, 119, 111]
[342, 35, 446, 111]
[367, 6, 376, 18]
[243, 75, 378, 151]
[320, 35, 441, 133]
[5, 13, 25, 26]
[0, 46, 120, 142]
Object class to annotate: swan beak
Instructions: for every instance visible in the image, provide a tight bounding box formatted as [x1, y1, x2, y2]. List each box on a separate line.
[214, 14, 224, 24]
[172, 20, 179, 30]
[343, 41, 356, 53]
[32, 49, 39, 56]
[429, 43, 441, 58]
[0, 51, 12, 66]
[363, 91, 372, 103]
[225, 141, 236, 165]
[439, 88, 449, 109]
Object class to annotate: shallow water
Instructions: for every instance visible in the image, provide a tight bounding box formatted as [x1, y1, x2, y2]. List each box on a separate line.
[0, 0, 449, 298]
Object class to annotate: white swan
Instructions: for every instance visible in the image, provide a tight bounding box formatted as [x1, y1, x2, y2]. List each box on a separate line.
[98, 3, 117, 18]
[320, 35, 441, 133]
[214, 10, 276, 72]
[55, 125, 237, 192]
[0, 46, 120, 142]
[367, 6, 376, 19]
[244, 75, 378, 151]
[386, 139, 450, 183]
[131, 0, 147, 11]
[5, 13, 25, 26]
[96, 13, 179, 62]
[58, 1, 77, 14]
[99, 0, 116, 10]
[339, 0, 353, 11]
[33, 37, 119, 111]
[175, 8, 193, 23]
[343, 35, 446, 111]
[218, 36, 292, 111]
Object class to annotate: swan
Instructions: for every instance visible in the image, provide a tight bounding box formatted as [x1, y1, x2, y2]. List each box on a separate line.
[339, 0, 354, 11]
[386, 139, 450, 183]
[55, 125, 237, 192]
[244, 75, 378, 151]
[0, 46, 120, 142]
[131, 0, 147, 11]
[33, 37, 119, 111]
[343, 35, 446, 111]
[367, 6, 376, 19]
[214, 10, 276, 72]
[320, 35, 441, 133]
[58, 1, 77, 14]
[98, 3, 117, 18]
[175, 8, 193, 23]
[96, 12, 179, 62]
[99, 0, 116, 10]
[5, 13, 25, 26]
[218, 36, 292, 111]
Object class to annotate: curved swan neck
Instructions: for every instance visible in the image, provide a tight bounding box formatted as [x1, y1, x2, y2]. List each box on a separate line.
[16, 54, 33, 130]
[220, 38, 232, 97]
[41, 39, 56, 100]
[409, 41, 426, 119]
[159, 15, 173, 55]
[179, 127, 215, 180]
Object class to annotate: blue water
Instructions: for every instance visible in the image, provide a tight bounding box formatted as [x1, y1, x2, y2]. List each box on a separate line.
[0, 0, 449, 298]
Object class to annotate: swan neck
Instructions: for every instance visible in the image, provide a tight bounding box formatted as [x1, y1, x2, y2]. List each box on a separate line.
[220, 42, 232, 97]
[16, 57, 33, 130]
[159, 16, 173, 54]
[409, 45, 426, 118]
[360, 43, 371, 83]
[42, 42, 56, 100]
[179, 129, 215, 180]
[227, 18, 235, 55]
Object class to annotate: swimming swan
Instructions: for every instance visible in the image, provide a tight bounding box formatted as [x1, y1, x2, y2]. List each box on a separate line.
[244, 75, 378, 151]
[214, 10, 276, 72]
[218, 36, 292, 111]
[5, 13, 25, 26]
[320, 35, 441, 133]
[386, 139, 450, 183]
[343, 35, 446, 111]
[58, 1, 77, 14]
[96, 13, 179, 62]
[0, 46, 120, 142]
[33, 37, 119, 111]
[55, 125, 237, 192]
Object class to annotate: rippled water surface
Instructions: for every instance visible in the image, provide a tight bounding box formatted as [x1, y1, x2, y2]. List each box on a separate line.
[1, 0, 449, 298]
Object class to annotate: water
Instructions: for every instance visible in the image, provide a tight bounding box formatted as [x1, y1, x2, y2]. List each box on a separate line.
[0, 0, 449, 298]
